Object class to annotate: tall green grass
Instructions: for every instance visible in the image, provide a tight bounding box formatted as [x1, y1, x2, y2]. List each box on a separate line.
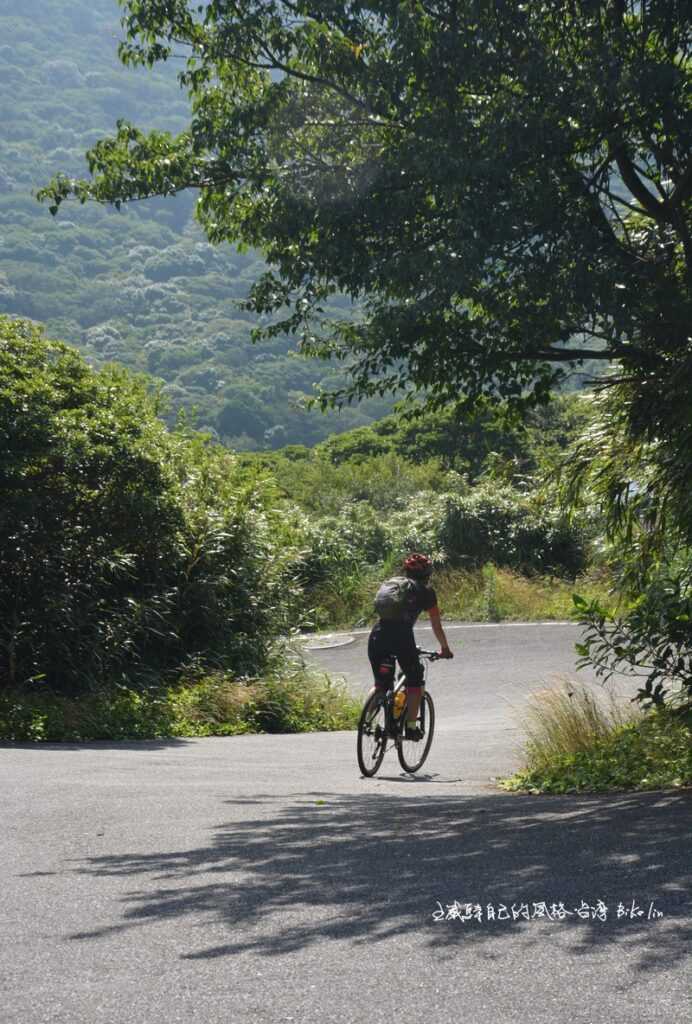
[515, 681, 640, 764]
[501, 683, 691, 793]
[305, 564, 613, 631]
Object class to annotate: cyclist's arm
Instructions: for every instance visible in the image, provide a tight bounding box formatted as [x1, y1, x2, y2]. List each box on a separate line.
[428, 606, 453, 657]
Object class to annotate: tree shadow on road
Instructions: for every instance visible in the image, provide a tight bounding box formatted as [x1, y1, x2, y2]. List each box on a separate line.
[68, 790, 691, 972]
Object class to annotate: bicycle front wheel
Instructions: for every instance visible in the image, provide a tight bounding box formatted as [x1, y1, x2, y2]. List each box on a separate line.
[357, 693, 387, 777]
[397, 691, 435, 773]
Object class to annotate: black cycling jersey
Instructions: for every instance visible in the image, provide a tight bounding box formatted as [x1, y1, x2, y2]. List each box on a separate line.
[391, 579, 437, 626]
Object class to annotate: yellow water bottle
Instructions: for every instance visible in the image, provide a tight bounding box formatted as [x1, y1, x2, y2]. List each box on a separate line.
[393, 689, 406, 718]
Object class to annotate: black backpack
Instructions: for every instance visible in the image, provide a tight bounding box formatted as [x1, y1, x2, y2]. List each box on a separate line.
[374, 576, 417, 621]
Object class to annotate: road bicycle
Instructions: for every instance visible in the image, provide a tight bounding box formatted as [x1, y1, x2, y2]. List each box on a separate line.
[357, 649, 439, 777]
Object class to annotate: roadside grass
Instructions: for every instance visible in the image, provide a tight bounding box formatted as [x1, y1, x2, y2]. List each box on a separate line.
[433, 565, 612, 622]
[306, 564, 613, 630]
[0, 657, 360, 742]
[305, 564, 381, 631]
[501, 682, 692, 793]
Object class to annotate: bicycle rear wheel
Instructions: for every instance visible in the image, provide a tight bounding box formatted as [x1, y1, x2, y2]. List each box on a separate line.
[357, 693, 387, 777]
[397, 691, 435, 773]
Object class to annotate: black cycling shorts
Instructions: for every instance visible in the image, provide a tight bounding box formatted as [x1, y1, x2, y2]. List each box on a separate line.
[368, 620, 424, 689]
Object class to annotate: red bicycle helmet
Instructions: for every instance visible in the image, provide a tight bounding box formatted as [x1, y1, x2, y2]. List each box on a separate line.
[403, 552, 433, 579]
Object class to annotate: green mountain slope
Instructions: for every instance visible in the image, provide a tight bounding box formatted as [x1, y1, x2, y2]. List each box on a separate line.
[0, 0, 391, 447]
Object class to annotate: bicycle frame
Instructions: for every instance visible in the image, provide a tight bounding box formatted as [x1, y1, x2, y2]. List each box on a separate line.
[357, 647, 439, 776]
[385, 648, 437, 743]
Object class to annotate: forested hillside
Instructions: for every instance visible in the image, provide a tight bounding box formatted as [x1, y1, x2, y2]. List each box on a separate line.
[0, 0, 391, 447]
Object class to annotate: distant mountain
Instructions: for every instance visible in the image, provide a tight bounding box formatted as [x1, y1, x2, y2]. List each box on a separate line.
[0, 0, 392, 447]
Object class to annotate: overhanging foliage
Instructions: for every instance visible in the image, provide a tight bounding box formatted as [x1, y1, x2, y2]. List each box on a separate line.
[39, 1, 691, 424]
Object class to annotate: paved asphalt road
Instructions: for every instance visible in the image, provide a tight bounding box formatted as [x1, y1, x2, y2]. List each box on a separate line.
[2, 623, 690, 1024]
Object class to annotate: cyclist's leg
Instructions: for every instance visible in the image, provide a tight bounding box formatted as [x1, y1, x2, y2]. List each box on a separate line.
[395, 628, 425, 725]
[367, 624, 396, 708]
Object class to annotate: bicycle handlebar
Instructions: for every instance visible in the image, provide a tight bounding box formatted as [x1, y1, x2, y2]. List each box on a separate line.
[417, 648, 442, 661]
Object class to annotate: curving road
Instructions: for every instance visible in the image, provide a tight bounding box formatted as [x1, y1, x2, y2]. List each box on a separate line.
[1, 623, 690, 1024]
[304, 620, 638, 788]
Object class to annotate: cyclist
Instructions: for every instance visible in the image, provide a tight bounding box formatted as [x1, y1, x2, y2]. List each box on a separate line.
[367, 553, 453, 740]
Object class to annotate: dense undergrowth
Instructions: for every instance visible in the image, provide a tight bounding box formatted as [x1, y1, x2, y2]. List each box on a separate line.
[502, 711, 692, 794]
[501, 685, 691, 793]
[249, 397, 604, 632]
[0, 655, 360, 742]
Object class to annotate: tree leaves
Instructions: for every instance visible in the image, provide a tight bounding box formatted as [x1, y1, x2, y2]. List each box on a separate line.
[572, 568, 692, 713]
[37, 1, 690, 418]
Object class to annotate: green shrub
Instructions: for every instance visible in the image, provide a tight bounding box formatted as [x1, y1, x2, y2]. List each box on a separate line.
[0, 685, 177, 741]
[315, 395, 592, 481]
[503, 713, 692, 794]
[242, 670, 360, 733]
[515, 682, 639, 764]
[501, 690, 691, 794]
[260, 449, 451, 516]
[0, 658, 360, 741]
[293, 503, 390, 587]
[0, 317, 301, 694]
[383, 483, 586, 577]
[437, 485, 587, 575]
[303, 564, 383, 631]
